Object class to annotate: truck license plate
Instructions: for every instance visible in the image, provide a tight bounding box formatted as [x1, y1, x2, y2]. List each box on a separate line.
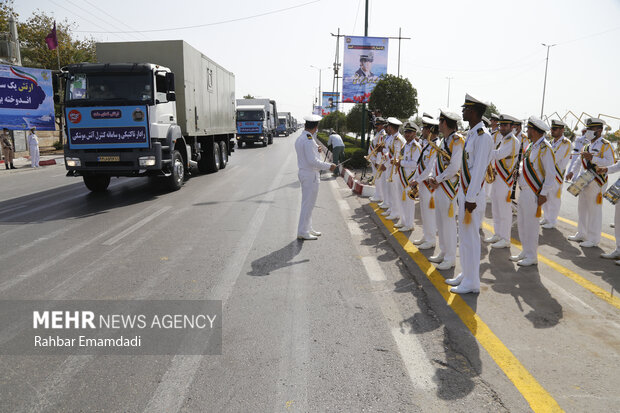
[97, 156, 120, 162]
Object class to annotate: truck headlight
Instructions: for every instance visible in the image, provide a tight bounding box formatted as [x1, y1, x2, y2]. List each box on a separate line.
[139, 156, 156, 166]
[66, 157, 81, 167]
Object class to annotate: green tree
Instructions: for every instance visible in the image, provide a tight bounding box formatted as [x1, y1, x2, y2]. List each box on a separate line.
[243, 94, 255, 99]
[484, 102, 499, 119]
[368, 75, 418, 119]
[319, 111, 347, 135]
[11, 9, 96, 69]
[346, 104, 365, 137]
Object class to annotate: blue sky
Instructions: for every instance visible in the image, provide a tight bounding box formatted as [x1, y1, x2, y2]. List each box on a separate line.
[15, 0, 620, 130]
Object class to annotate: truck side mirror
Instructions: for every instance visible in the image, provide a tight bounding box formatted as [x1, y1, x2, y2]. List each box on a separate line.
[166, 92, 176, 101]
[166, 72, 175, 92]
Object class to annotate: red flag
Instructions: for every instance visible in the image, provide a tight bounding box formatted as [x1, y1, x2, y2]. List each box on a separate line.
[45, 21, 58, 50]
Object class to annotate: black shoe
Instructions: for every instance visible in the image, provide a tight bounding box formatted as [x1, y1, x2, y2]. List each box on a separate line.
[10, 164, 16, 169]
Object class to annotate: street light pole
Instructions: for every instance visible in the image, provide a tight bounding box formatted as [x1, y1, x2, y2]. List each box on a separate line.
[445, 77, 453, 107]
[310, 65, 330, 113]
[540, 43, 556, 118]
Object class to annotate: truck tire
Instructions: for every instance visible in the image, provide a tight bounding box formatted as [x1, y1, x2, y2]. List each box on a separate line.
[218, 141, 228, 169]
[268, 134, 273, 144]
[83, 175, 110, 192]
[237, 141, 243, 149]
[198, 142, 220, 173]
[167, 150, 185, 191]
[262, 138, 267, 147]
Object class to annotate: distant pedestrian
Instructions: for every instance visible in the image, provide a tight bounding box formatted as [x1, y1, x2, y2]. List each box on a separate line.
[295, 115, 336, 240]
[327, 129, 345, 176]
[28, 127, 40, 168]
[1, 128, 16, 170]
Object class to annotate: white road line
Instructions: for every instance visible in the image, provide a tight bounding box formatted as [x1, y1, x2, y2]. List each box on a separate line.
[143, 154, 292, 413]
[329, 177, 440, 399]
[103, 206, 171, 245]
[338, 199, 350, 211]
[361, 256, 387, 281]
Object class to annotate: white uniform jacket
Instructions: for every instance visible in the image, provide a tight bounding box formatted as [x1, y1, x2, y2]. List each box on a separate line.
[461, 122, 493, 203]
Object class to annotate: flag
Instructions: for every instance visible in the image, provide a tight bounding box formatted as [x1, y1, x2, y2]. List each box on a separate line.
[45, 22, 58, 51]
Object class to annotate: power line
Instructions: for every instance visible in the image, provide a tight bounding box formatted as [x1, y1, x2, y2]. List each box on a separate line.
[48, 0, 126, 41]
[80, 0, 149, 40]
[558, 25, 620, 46]
[73, 0, 321, 34]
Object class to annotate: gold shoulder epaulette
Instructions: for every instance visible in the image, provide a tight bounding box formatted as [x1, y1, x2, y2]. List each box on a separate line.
[477, 128, 484, 136]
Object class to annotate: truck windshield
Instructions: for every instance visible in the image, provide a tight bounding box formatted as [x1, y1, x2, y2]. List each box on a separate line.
[278, 119, 286, 125]
[236, 110, 264, 121]
[66, 72, 153, 105]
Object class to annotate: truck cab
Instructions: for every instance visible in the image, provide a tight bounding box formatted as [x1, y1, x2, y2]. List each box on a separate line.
[276, 116, 288, 137]
[235, 105, 271, 147]
[63, 63, 186, 191]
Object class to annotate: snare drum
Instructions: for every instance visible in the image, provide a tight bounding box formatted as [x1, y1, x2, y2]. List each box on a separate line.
[603, 177, 620, 205]
[567, 170, 596, 197]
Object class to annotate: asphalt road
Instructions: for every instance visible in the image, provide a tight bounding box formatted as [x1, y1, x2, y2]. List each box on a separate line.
[0, 133, 618, 412]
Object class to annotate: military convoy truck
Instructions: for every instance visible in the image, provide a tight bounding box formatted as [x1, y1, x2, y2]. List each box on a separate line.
[235, 98, 277, 148]
[61, 40, 235, 192]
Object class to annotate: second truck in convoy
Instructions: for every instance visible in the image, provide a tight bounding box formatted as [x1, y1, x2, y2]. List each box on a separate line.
[61, 40, 235, 192]
[235, 98, 277, 148]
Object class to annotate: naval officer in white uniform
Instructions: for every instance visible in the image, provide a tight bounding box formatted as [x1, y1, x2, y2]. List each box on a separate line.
[295, 114, 337, 240]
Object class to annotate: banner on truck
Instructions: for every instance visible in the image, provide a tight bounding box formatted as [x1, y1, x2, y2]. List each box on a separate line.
[0, 65, 56, 130]
[342, 36, 388, 104]
[321, 92, 339, 116]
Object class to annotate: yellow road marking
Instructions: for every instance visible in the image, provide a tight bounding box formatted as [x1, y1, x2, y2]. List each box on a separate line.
[370, 203, 564, 413]
[556, 216, 615, 242]
[481, 221, 620, 311]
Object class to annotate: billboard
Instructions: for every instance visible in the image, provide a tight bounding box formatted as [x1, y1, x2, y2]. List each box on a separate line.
[342, 36, 388, 103]
[321, 92, 339, 116]
[0, 65, 56, 130]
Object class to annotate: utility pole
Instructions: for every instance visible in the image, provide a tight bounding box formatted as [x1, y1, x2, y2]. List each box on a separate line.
[445, 77, 453, 107]
[311, 65, 329, 114]
[361, 0, 369, 149]
[330, 29, 344, 112]
[540, 43, 556, 118]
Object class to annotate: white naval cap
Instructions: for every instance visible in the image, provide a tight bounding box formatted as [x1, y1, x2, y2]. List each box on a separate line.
[550, 119, 567, 128]
[439, 108, 461, 122]
[403, 121, 420, 132]
[421, 116, 439, 126]
[462, 93, 489, 108]
[386, 117, 403, 126]
[527, 116, 550, 132]
[303, 114, 322, 122]
[586, 117, 605, 128]
[499, 114, 519, 124]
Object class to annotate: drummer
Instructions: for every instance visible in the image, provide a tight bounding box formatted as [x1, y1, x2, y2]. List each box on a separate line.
[597, 160, 620, 264]
[567, 118, 616, 248]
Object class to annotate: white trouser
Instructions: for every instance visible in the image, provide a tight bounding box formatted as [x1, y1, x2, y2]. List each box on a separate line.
[297, 171, 319, 236]
[378, 169, 389, 207]
[484, 181, 492, 199]
[491, 178, 513, 241]
[456, 188, 485, 290]
[577, 181, 606, 244]
[371, 163, 383, 201]
[388, 180, 403, 219]
[434, 187, 457, 262]
[542, 182, 562, 226]
[516, 186, 540, 260]
[400, 186, 416, 227]
[30, 146, 40, 167]
[418, 184, 436, 243]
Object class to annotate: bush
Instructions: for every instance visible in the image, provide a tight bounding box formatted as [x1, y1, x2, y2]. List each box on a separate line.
[52, 140, 63, 150]
[343, 147, 367, 168]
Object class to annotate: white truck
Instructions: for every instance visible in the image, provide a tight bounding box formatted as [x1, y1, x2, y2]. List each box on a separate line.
[62, 40, 235, 192]
[235, 98, 277, 147]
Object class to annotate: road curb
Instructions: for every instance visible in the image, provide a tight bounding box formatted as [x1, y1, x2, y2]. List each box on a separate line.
[341, 166, 375, 197]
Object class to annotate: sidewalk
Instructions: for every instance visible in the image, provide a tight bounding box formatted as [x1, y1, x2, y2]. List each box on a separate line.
[0, 151, 64, 173]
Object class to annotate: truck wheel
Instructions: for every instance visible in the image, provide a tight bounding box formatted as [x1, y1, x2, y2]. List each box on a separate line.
[83, 175, 110, 192]
[262, 138, 267, 147]
[218, 141, 228, 169]
[167, 150, 185, 191]
[237, 141, 243, 149]
[268, 134, 273, 144]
